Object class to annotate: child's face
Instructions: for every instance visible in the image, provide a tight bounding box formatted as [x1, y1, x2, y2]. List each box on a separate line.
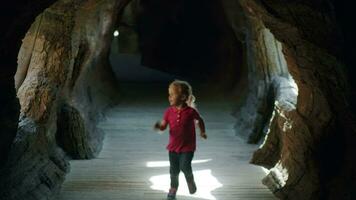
[168, 85, 185, 106]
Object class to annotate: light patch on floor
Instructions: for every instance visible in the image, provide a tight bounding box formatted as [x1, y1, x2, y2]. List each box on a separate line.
[149, 169, 223, 200]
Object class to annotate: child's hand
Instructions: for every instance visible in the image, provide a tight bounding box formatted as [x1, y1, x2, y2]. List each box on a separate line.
[200, 132, 207, 139]
[153, 121, 161, 131]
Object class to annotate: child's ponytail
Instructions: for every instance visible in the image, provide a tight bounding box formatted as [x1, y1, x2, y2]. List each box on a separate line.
[187, 94, 196, 109]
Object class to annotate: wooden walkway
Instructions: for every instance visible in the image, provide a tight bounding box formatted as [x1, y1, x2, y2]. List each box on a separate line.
[57, 83, 276, 200]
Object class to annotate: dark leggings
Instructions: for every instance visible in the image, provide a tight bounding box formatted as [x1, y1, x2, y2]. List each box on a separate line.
[169, 151, 194, 189]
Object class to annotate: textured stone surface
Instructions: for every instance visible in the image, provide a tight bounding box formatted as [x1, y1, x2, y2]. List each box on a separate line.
[225, 0, 356, 199]
[0, 115, 69, 200]
[0, 0, 129, 199]
[56, 104, 89, 159]
[0, 0, 57, 168]
[116, 0, 140, 54]
[222, 0, 291, 145]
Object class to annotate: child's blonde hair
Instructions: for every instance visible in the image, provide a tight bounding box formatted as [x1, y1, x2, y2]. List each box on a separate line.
[169, 80, 196, 108]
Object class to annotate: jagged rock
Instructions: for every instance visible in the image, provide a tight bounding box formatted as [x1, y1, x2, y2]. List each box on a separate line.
[0, 0, 128, 199]
[0, 0, 57, 166]
[0, 116, 69, 200]
[117, 0, 140, 54]
[233, 0, 356, 199]
[56, 104, 92, 159]
[224, 2, 290, 144]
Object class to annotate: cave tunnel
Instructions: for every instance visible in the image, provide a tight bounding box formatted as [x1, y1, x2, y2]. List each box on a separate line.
[110, 0, 245, 91]
[1, 0, 356, 200]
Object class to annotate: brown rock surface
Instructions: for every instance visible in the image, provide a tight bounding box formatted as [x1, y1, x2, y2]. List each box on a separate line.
[0, 0, 57, 169]
[225, 0, 356, 199]
[0, 0, 129, 199]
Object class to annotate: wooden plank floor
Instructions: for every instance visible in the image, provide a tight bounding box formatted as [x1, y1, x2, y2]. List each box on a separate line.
[57, 83, 276, 200]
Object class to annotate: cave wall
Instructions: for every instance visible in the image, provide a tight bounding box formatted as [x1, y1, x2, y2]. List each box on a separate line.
[0, 0, 129, 199]
[223, 0, 355, 199]
[116, 0, 141, 54]
[222, 0, 295, 144]
[0, 0, 57, 172]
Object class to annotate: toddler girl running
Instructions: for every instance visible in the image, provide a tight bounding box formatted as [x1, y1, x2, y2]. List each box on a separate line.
[154, 80, 207, 200]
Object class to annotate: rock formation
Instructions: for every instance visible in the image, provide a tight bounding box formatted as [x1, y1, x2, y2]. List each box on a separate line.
[0, 0, 128, 199]
[223, 0, 356, 199]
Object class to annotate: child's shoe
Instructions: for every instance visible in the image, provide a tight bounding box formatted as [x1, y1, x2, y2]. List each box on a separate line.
[167, 188, 177, 200]
[187, 180, 197, 194]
